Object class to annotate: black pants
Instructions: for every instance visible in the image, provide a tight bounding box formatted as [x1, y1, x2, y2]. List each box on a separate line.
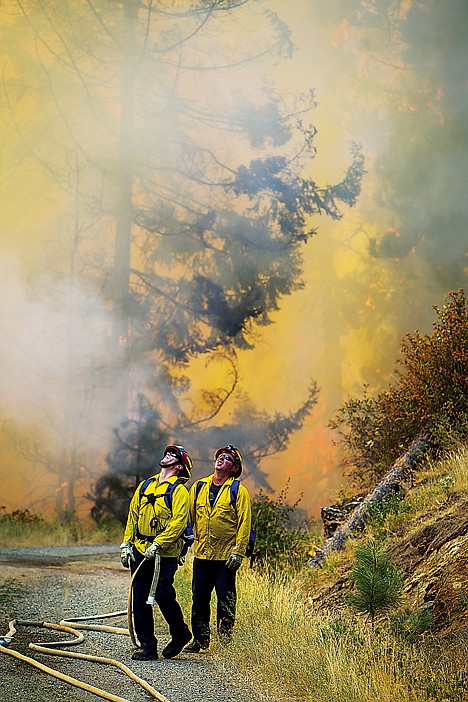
[130, 549, 189, 652]
[191, 558, 237, 648]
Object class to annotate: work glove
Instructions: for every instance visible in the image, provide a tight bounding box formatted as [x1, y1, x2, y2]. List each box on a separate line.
[225, 554, 243, 572]
[120, 541, 134, 569]
[144, 542, 160, 559]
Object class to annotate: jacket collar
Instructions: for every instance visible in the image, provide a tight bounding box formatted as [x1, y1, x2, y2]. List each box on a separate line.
[209, 473, 236, 489]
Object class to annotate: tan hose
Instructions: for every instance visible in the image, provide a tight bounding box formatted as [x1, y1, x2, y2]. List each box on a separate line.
[29, 643, 171, 702]
[0, 643, 133, 702]
[61, 610, 129, 635]
[61, 621, 130, 635]
[127, 558, 145, 648]
[2, 615, 172, 702]
[0, 561, 174, 701]
[64, 610, 127, 621]
[24, 620, 85, 647]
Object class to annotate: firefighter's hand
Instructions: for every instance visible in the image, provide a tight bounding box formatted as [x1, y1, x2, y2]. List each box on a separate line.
[225, 554, 243, 571]
[144, 542, 160, 559]
[120, 542, 134, 568]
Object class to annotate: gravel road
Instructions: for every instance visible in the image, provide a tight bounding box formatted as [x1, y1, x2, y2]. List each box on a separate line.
[0, 547, 273, 702]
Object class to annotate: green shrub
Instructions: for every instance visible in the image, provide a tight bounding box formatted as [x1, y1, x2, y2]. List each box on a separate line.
[331, 289, 468, 488]
[364, 493, 411, 538]
[391, 607, 433, 641]
[251, 480, 316, 572]
[0, 507, 45, 527]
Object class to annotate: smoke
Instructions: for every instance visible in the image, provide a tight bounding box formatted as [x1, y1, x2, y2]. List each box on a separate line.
[0, 253, 110, 418]
[1, 1, 466, 520]
[0, 252, 123, 502]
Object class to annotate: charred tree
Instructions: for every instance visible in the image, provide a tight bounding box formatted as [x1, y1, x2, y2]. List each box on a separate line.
[309, 432, 432, 568]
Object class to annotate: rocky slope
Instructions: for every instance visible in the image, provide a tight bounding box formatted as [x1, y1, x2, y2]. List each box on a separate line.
[310, 477, 468, 639]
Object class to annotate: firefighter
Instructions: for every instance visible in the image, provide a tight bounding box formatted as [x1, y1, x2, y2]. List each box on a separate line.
[185, 444, 252, 653]
[120, 445, 193, 660]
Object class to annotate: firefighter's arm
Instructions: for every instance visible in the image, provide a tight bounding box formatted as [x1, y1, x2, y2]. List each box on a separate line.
[154, 485, 190, 550]
[232, 485, 252, 558]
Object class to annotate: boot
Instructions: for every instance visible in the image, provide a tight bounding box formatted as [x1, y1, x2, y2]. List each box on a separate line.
[161, 626, 192, 659]
[184, 639, 209, 653]
[131, 646, 158, 661]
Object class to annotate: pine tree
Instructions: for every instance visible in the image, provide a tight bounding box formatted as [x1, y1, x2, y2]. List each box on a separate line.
[345, 539, 403, 627]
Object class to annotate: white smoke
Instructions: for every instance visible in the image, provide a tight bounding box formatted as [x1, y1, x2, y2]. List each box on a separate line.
[0, 251, 118, 450]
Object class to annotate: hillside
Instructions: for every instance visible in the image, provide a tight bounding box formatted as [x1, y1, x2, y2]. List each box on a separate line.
[309, 445, 468, 639]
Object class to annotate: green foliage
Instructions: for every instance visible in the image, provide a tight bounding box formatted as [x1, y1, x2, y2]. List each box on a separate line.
[106, 394, 169, 479]
[364, 493, 411, 538]
[88, 473, 134, 526]
[331, 289, 468, 487]
[391, 607, 433, 642]
[438, 474, 456, 494]
[251, 480, 316, 572]
[345, 539, 403, 625]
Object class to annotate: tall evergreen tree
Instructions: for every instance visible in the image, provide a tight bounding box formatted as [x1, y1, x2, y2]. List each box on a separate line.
[0, 1, 364, 515]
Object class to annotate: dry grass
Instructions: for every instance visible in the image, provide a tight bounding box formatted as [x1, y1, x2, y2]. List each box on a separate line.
[217, 567, 467, 702]
[0, 512, 121, 547]
[408, 445, 468, 517]
[213, 445, 468, 702]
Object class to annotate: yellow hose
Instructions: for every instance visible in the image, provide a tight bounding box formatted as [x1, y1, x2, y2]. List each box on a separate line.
[0, 559, 174, 702]
[63, 610, 127, 621]
[17, 620, 85, 647]
[61, 609, 130, 635]
[29, 643, 171, 702]
[61, 621, 130, 635]
[0, 643, 133, 702]
[2, 619, 171, 702]
[127, 558, 145, 648]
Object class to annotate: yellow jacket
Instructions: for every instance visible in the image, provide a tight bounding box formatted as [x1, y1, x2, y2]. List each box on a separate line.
[189, 475, 252, 561]
[123, 473, 190, 557]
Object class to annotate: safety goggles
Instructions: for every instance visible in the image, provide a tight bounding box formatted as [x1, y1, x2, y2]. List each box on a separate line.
[216, 453, 234, 464]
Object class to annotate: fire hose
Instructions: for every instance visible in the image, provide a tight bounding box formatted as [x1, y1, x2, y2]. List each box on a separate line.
[0, 555, 170, 702]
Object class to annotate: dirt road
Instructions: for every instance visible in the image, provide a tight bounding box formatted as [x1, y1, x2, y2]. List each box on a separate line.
[0, 547, 271, 702]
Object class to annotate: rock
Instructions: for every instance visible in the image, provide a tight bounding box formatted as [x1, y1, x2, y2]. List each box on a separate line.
[321, 496, 365, 538]
[395, 503, 468, 631]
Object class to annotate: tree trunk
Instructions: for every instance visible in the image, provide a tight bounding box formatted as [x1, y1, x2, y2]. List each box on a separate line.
[111, 0, 138, 425]
[309, 432, 433, 568]
[56, 191, 80, 520]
